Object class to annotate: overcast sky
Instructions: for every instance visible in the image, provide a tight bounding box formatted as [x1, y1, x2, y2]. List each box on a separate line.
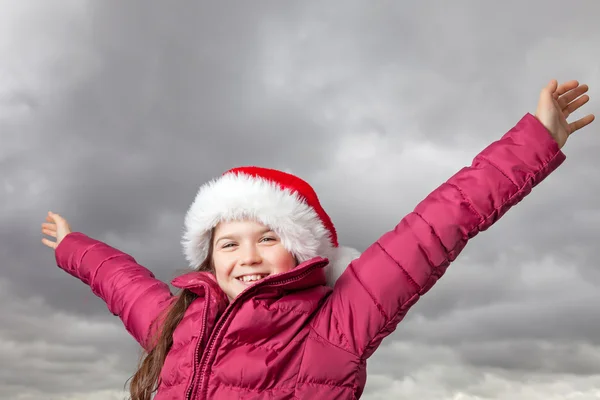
[2, 1, 600, 399]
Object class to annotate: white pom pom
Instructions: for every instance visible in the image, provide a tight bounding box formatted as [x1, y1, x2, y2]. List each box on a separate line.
[325, 245, 361, 286]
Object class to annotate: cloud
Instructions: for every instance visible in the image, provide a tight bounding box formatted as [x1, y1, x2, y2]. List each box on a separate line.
[364, 341, 600, 399]
[2, 0, 600, 398]
[0, 278, 139, 400]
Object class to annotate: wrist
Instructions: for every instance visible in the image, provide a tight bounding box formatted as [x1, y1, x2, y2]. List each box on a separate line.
[533, 113, 564, 149]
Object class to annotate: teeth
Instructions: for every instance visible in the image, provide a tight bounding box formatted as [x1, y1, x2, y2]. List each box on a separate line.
[238, 274, 266, 283]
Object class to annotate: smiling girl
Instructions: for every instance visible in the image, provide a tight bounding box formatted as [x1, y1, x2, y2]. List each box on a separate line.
[42, 80, 594, 399]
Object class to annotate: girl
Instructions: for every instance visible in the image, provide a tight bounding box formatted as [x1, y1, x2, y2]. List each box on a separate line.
[42, 80, 594, 400]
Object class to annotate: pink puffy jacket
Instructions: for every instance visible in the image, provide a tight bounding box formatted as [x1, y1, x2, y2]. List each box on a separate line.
[55, 114, 564, 399]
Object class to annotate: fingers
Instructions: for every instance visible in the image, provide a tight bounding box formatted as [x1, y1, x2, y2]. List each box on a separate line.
[46, 211, 69, 229]
[564, 94, 590, 118]
[42, 218, 57, 241]
[47, 211, 64, 222]
[559, 84, 589, 108]
[551, 80, 594, 131]
[42, 222, 56, 230]
[42, 227, 57, 238]
[544, 80, 559, 100]
[569, 114, 595, 134]
[556, 80, 579, 96]
[41, 237, 57, 250]
[42, 211, 63, 250]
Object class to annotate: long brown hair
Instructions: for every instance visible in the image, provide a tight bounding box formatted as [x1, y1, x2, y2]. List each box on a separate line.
[127, 236, 215, 400]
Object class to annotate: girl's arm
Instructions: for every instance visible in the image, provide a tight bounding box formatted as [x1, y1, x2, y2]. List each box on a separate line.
[313, 78, 594, 359]
[313, 113, 565, 358]
[55, 232, 175, 351]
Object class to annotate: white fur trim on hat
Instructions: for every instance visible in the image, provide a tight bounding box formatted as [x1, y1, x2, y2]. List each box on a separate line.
[181, 172, 360, 286]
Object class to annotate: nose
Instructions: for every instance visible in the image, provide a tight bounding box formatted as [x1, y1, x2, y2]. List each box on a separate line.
[239, 243, 262, 266]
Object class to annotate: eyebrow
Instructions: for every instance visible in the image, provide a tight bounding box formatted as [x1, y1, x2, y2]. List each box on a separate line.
[214, 228, 274, 244]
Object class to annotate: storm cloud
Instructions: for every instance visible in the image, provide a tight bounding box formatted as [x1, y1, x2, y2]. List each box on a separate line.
[2, 1, 600, 398]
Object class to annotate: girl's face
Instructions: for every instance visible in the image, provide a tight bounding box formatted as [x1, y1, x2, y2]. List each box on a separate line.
[211, 219, 297, 301]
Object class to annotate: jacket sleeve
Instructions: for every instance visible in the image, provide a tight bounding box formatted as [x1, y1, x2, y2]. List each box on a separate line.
[55, 232, 175, 351]
[312, 113, 566, 358]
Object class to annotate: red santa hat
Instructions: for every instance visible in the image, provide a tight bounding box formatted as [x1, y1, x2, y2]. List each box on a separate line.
[182, 166, 361, 286]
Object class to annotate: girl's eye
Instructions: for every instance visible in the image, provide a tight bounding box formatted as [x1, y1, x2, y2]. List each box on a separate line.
[261, 237, 276, 242]
[222, 243, 236, 249]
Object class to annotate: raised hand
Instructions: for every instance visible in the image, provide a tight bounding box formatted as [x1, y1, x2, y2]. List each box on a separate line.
[41, 211, 72, 250]
[535, 79, 595, 149]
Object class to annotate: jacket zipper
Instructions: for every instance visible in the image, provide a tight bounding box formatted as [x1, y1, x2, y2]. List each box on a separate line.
[186, 261, 326, 400]
[184, 286, 211, 400]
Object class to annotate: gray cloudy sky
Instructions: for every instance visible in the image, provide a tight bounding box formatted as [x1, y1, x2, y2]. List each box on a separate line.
[2, 1, 600, 399]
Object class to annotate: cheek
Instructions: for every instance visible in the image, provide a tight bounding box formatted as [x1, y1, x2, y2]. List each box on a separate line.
[269, 248, 297, 273]
[212, 254, 235, 280]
